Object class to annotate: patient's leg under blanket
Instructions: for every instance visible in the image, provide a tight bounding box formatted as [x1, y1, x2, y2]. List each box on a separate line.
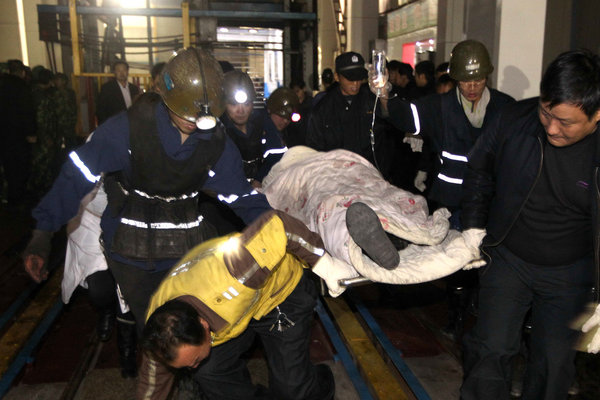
[262, 147, 480, 285]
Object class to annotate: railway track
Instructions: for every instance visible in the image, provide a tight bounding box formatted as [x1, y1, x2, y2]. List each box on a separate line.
[0, 265, 441, 400]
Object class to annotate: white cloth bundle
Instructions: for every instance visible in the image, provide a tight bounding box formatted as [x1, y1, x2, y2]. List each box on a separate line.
[262, 146, 480, 284]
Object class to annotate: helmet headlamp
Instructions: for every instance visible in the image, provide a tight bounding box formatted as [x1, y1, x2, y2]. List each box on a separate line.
[234, 90, 248, 104]
[196, 104, 217, 130]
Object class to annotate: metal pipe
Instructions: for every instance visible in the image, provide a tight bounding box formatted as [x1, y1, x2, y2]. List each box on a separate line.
[37, 5, 316, 20]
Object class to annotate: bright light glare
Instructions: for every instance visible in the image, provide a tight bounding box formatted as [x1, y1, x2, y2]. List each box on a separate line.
[196, 115, 217, 130]
[219, 237, 241, 254]
[291, 113, 301, 122]
[234, 90, 248, 104]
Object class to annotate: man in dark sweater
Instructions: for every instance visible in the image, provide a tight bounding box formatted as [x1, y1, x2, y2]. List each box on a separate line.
[459, 49, 600, 400]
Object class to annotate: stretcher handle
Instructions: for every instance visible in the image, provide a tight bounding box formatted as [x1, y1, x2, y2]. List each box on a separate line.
[338, 276, 371, 287]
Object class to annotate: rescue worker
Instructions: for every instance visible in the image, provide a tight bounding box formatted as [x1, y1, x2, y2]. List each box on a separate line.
[307, 51, 395, 182]
[220, 77, 297, 186]
[460, 48, 600, 400]
[381, 40, 515, 340]
[22, 48, 272, 341]
[258, 86, 300, 182]
[138, 210, 347, 400]
[220, 70, 266, 186]
[286, 79, 312, 147]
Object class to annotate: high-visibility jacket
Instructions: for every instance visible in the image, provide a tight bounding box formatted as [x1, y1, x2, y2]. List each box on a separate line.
[138, 210, 325, 400]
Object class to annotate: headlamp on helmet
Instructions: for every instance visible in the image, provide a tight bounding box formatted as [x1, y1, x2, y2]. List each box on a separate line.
[266, 87, 300, 121]
[158, 47, 225, 130]
[223, 70, 256, 105]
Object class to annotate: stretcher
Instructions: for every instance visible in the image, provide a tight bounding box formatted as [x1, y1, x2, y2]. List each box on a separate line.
[261, 146, 479, 287]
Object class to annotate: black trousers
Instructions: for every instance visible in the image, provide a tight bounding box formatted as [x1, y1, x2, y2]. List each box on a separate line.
[106, 257, 169, 336]
[193, 272, 334, 400]
[86, 269, 134, 323]
[461, 244, 593, 400]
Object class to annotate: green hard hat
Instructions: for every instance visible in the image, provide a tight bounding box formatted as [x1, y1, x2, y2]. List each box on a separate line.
[266, 87, 299, 120]
[223, 70, 256, 104]
[157, 47, 225, 122]
[448, 40, 494, 81]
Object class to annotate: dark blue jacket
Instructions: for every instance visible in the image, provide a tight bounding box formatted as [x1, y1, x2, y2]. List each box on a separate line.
[220, 108, 286, 182]
[388, 87, 514, 208]
[33, 102, 271, 270]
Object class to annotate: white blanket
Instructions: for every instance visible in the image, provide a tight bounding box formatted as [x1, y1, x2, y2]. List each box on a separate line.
[62, 185, 108, 303]
[262, 146, 479, 285]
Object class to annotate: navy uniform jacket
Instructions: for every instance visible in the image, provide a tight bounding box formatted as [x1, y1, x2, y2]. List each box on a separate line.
[33, 102, 271, 271]
[221, 107, 287, 182]
[387, 88, 514, 208]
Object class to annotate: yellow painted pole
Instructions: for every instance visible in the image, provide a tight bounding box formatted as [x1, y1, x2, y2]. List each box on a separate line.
[69, 0, 81, 75]
[190, 16, 197, 46]
[182, 2, 190, 48]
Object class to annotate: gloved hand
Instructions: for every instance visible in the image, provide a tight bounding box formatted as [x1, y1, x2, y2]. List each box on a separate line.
[461, 228, 486, 270]
[367, 64, 392, 98]
[414, 170, 427, 192]
[582, 303, 600, 353]
[312, 253, 355, 297]
[23, 229, 53, 283]
[403, 135, 424, 152]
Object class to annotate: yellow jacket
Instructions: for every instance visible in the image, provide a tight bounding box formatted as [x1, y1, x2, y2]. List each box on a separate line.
[145, 213, 306, 346]
[138, 210, 326, 400]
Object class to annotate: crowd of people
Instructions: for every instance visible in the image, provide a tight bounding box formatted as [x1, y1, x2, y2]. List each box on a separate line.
[2, 38, 600, 400]
[0, 60, 78, 208]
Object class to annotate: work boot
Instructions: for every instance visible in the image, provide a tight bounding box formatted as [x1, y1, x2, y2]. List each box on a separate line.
[346, 202, 400, 270]
[117, 318, 138, 379]
[442, 286, 466, 342]
[97, 309, 115, 342]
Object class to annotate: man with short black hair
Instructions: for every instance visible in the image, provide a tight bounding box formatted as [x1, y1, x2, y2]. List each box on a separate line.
[96, 60, 140, 124]
[387, 60, 416, 100]
[460, 49, 600, 400]
[414, 60, 436, 98]
[138, 210, 341, 400]
[307, 51, 393, 179]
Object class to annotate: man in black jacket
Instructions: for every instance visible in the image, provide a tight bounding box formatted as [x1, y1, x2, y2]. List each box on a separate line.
[96, 60, 140, 125]
[306, 51, 393, 181]
[459, 49, 600, 400]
